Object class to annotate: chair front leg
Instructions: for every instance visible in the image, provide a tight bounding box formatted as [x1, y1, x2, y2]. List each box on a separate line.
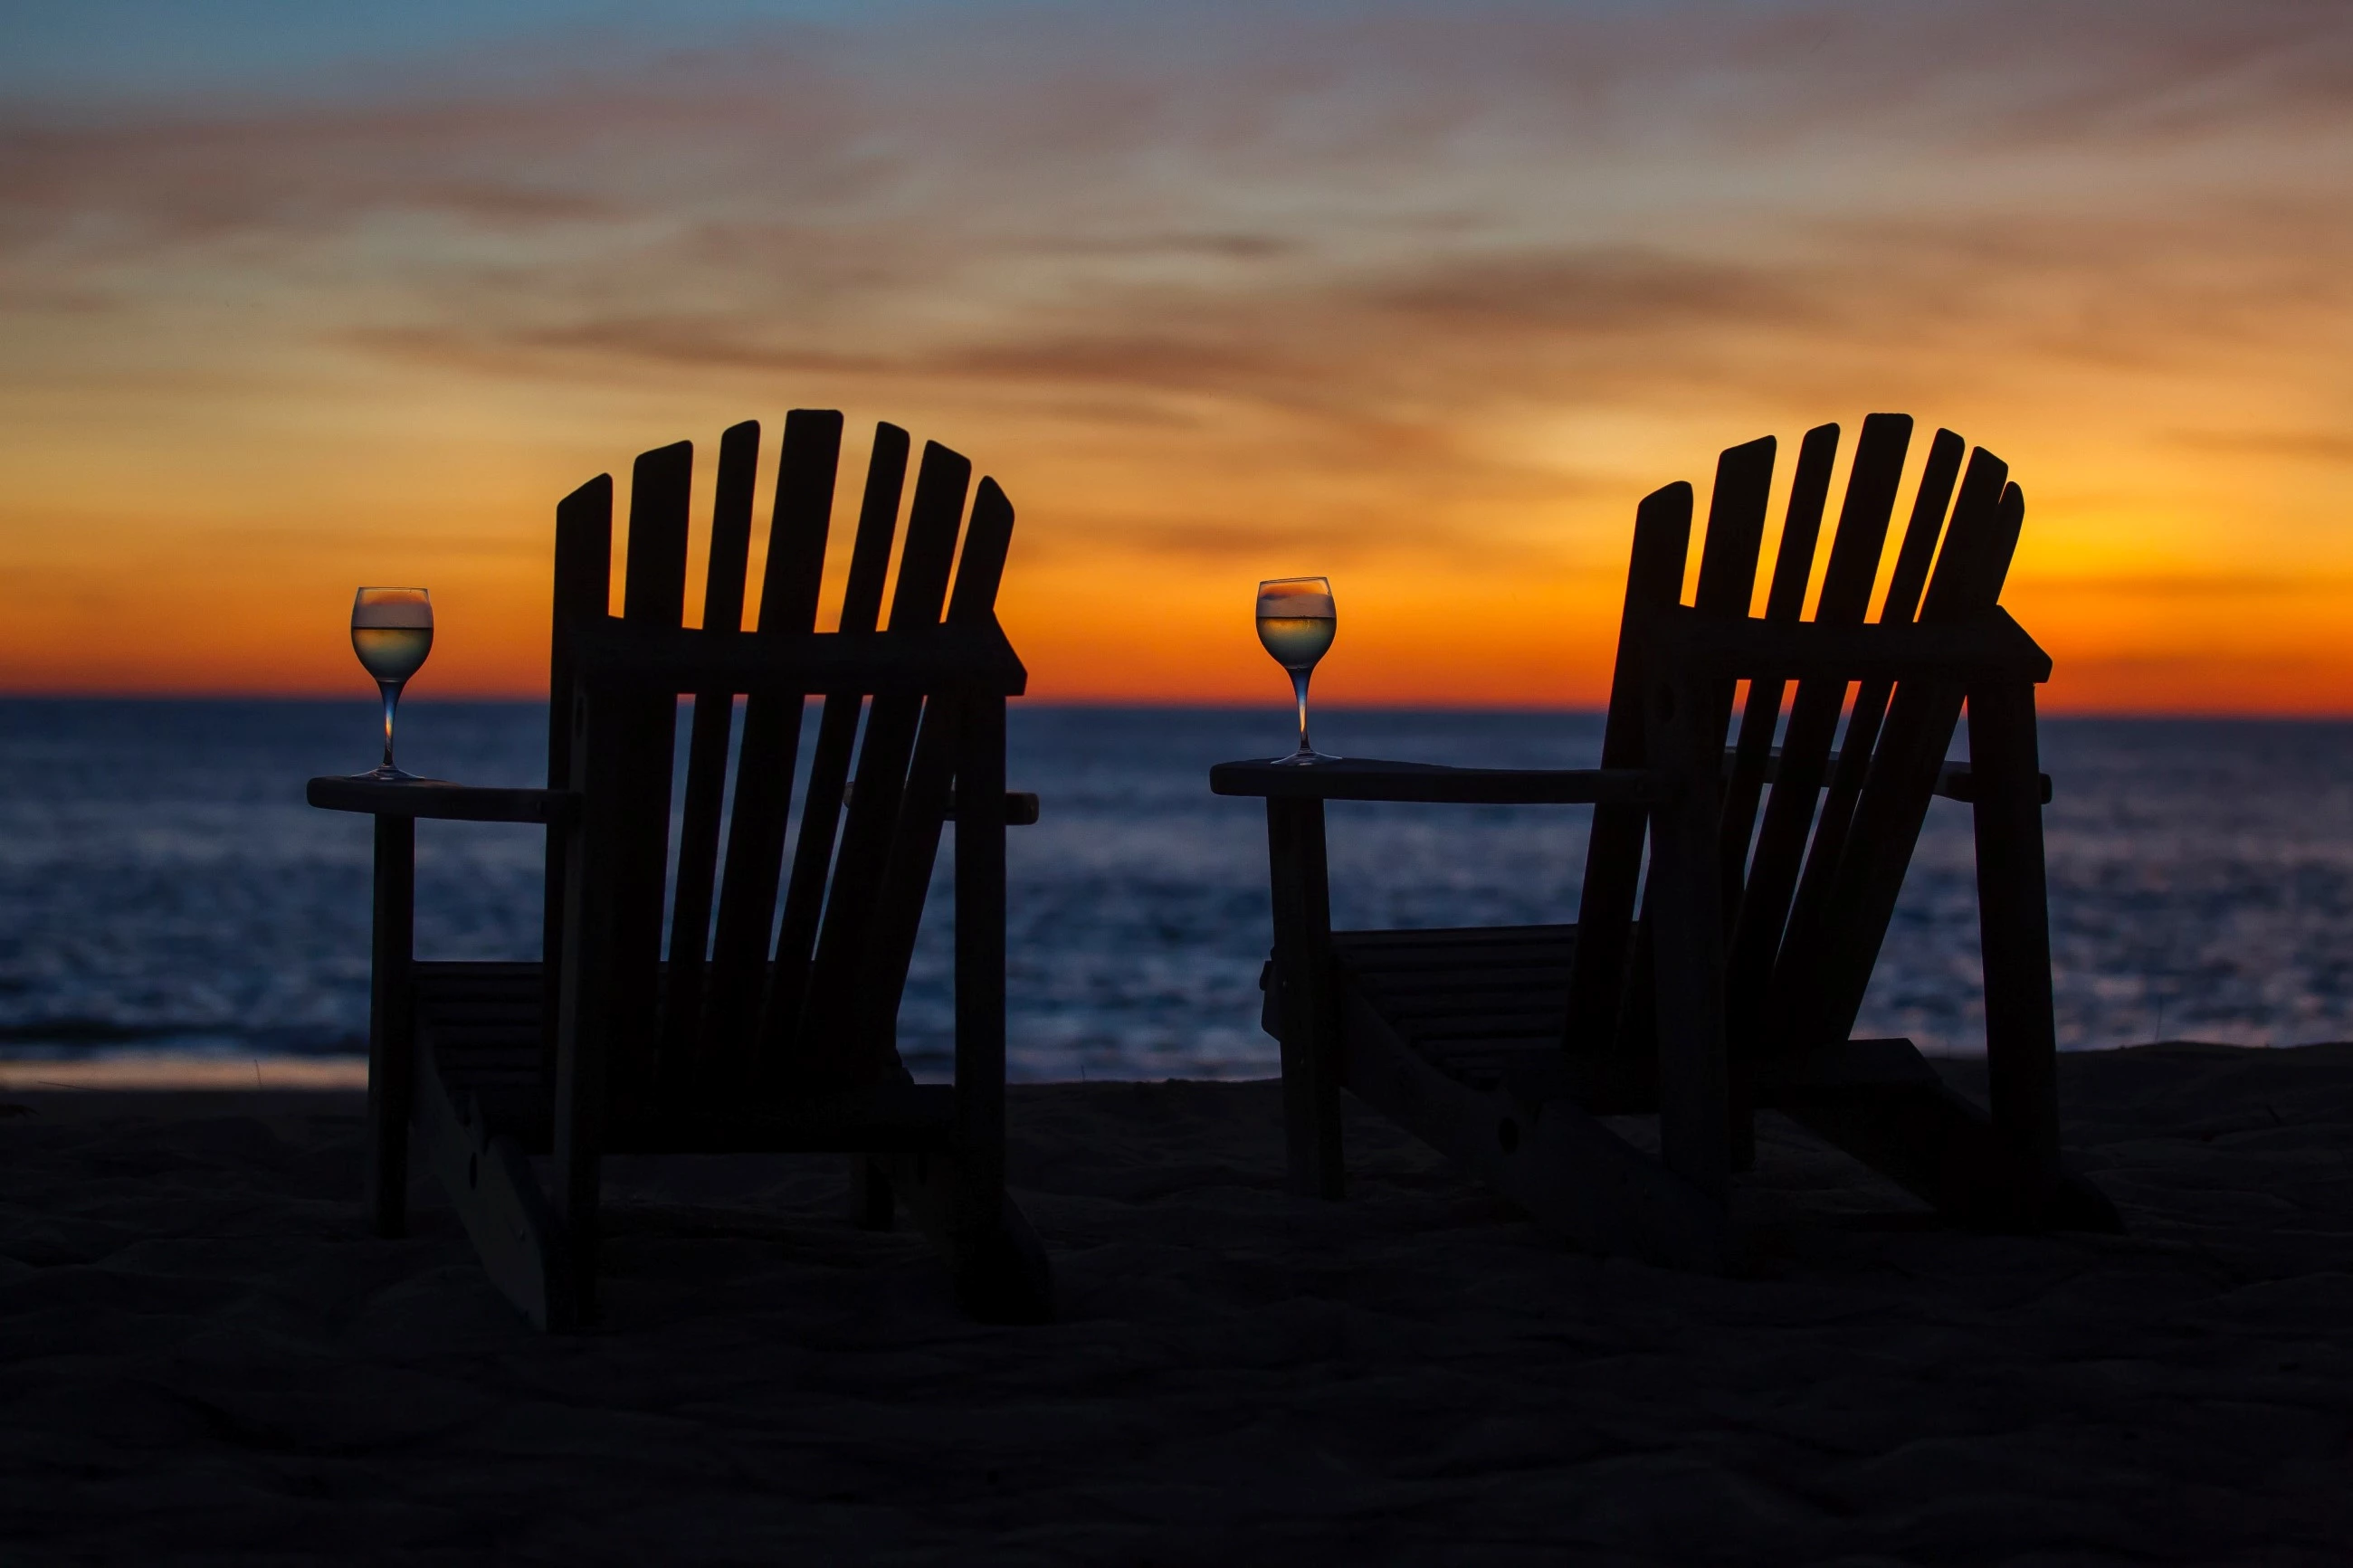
[1266, 796, 1343, 1198]
[365, 814, 415, 1237]
[1967, 679, 2060, 1172]
[1643, 668, 1731, 1206]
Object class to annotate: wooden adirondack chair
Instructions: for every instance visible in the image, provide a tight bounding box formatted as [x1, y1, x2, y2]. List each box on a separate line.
[309, 412, 1052, 1327]
[1212, 414, 2121, 1271]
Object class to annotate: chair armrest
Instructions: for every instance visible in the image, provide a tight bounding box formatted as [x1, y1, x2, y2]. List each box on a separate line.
[1723, 749, 2053, 804]
[1211, 757, 1656, 805]
[307, 777, 579, 824]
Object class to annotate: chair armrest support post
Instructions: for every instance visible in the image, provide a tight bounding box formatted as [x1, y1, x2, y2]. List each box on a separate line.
[364, 814, 415, 1238]
[1266, 797, 1346, 1199]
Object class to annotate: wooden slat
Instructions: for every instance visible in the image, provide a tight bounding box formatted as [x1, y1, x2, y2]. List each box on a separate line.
[1777, 427, 1966, 997]
[660, 418, 760, 1087]
[796, 440, 972, 1085]
[758, 422, 911, 1079]
[605, 441, 692, 1102]
[1685, 433, 1781, 775]
[1605, 436, 1777, 1063]
[1776, 451, 2018, 1051]
[854, 477, 1019, 1061]
[1561, 480, 1693, 1054]
[1720, 423, 1836, 918]
[1724, 413, 1912, 1048]
[701, 410, 843, 1079]
[543, 476, 613, 1089]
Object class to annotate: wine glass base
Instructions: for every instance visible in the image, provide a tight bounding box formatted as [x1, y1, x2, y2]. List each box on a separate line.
[349, 765, 426, 783]
[1268, 749, 1340, 766]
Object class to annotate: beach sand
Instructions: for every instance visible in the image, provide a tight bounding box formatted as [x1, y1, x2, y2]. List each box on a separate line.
[2, 1043, 2348, 1564]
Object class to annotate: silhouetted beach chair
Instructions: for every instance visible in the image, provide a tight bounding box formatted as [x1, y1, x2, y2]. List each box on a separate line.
[310, 413, 1051, 1327]
[1214, 415, 2120, 1269]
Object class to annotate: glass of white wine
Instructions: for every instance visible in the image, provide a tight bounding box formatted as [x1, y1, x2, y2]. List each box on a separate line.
[1256, 575, 1338, 765]
[350, 586, 433, 781]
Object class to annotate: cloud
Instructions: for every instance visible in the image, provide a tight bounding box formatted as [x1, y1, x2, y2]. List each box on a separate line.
[2170, 430, 2353, 466]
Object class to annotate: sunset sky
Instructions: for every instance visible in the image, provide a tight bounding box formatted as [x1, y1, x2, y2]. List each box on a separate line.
[5, 1, 2349, 710]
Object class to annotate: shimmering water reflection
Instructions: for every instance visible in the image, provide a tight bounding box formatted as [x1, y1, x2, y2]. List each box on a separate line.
[1, 701, 2347, 1081]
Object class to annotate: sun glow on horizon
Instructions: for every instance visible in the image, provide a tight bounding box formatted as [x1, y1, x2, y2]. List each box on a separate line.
[5, 2, 2350, 714]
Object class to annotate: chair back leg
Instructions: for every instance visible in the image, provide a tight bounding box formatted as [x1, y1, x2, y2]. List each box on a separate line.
[1967, 678, 2062, 1173]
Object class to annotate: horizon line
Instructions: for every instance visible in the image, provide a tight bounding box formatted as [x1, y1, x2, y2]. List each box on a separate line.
[6, 691, 2353, 724]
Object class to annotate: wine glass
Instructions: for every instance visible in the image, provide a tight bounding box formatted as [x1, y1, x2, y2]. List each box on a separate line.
[349, 586, 433, 781]
[1256, 575, 1338, 765]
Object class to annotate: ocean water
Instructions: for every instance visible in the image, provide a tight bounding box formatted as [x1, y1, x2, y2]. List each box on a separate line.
[3, 699, 2351, 1082]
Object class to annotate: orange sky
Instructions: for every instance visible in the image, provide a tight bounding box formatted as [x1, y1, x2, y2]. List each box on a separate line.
[4, 2, 2350, 712]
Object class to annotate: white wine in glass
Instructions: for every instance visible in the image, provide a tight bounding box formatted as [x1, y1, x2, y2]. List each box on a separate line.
[1256, 575, 1338, 765]
[350, 586, 433, 781]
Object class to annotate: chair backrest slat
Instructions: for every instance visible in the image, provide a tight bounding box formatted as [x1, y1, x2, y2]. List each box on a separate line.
[1778, 426, 1966, 974]
[754, 423, 913, 1080]
[700, 410, 843, 1079]
[851, 477, 1021, 1067]
[1769, 449, 2022, 1050]
[1561, 481, 1692, 1053]
[1722, 413, 1912, 1046]
[794, 440, 974, 1085]
[1718, 422, 1839, 919]
[659, 420, 761, 1087]
[542, 475, 614, 1082]
[605, 441, 694, 1099]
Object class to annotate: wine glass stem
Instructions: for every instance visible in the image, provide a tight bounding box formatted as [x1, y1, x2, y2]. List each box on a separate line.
[1291, 668, 1313, 756]
[379, 679, 404, 773]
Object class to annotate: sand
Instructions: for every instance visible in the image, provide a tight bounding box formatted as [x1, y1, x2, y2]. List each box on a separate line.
[2, 1043, 2348, 1565]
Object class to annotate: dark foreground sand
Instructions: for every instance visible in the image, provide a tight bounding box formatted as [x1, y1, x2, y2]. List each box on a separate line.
[2, 1044, 2348, 1566]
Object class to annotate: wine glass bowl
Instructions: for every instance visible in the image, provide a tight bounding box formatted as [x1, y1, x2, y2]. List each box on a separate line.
[1256, 575, 1337, 765]
[350, 586, 433, 781]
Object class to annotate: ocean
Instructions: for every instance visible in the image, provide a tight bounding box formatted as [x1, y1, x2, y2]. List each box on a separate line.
[3, 699, 2350, 1082]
